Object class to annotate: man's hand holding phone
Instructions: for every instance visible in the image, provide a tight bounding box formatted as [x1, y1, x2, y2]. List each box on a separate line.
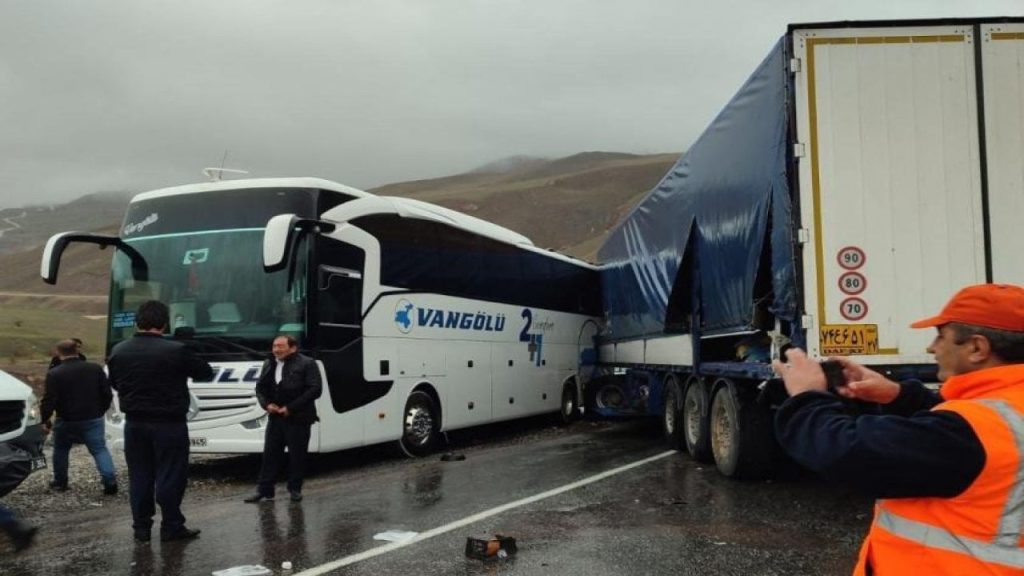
[773, 349, 900, 404]
[829, 357, 901, 404]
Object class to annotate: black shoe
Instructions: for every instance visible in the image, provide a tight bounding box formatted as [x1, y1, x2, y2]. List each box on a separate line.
[289, 491, 303, 502]
[160, 527, 200, 542]
[49, 481, 68, 492]
[133, 531, 151, 543]
[103, 484, 118, 496]
[7, 520, 38, 552]
[243, 493, 274, 503]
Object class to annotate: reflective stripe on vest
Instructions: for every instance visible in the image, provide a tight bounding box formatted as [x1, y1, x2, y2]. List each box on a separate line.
[982, 400, 1024, 547]
[876, 509, 1024, 568]
[875, 399, 1024, 569]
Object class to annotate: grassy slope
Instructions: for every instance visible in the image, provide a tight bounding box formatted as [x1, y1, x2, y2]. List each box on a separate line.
[0, 304, 108, 389]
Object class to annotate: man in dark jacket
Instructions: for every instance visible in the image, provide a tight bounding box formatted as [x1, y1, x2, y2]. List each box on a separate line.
[244, 335, 322, 503]
[41, 339, 117, 494]
[107, 300, 213, 544]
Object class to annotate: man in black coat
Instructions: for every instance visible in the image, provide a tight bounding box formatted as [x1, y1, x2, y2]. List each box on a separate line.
[244, 335, 322, 503]
[107, 300, 213, 544]
[41, 339, 117, 494]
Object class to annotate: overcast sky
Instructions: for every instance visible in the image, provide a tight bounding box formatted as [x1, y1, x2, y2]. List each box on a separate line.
[1, 0, 1020, 208]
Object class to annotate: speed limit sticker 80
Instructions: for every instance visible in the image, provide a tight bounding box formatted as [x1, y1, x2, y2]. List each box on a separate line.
[838, 271, 866, 295]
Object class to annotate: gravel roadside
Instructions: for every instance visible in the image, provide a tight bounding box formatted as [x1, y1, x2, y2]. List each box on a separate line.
[4, 415, 598, 521]
[4, 435, 263, 521]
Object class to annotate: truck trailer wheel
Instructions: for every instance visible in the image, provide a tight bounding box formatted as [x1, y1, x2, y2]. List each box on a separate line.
[662, 375, 684, 450]
[399, 391, 440, 457]
[709, 380, 773, 479]
[682, 377, 713, 463]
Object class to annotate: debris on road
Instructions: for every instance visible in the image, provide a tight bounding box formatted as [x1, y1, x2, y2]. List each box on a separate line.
[465, 534, 517, 560]
[373, 530, 418, 542]
[211, 565, 272, 576]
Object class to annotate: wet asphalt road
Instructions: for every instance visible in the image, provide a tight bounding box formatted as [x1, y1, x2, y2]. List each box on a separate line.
[4, 419, 873, 575]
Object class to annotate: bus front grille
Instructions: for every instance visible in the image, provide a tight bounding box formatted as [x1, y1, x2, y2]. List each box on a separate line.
[0, 400, 25, 435]
[192, 390, 259, 422]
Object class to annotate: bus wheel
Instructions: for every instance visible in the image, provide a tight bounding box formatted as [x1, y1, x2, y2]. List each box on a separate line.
[682, 377, 712, 462]
[662, 375, 684, 450]
[399, 391, 439, 457]
[709, 380, 773, 479]
[559, 381, 580, 425]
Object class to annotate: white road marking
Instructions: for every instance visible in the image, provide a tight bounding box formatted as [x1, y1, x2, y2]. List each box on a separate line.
[294, 450, 676, 575]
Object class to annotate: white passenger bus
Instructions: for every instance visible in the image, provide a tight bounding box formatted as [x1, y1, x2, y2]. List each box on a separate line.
[41, 178, 601, 456]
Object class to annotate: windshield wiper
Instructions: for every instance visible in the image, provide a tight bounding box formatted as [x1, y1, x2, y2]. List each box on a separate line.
[190, 335, 266, 359]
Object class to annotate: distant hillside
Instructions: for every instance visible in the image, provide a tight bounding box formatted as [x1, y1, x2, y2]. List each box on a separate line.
[371, 151, 678, 258]
[0, 151, 679, 296]
[0, 224, 121, 298]
[0, 192, 132, 256]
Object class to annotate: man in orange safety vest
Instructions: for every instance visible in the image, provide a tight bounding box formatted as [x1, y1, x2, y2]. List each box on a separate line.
[774, 283, 1024, 575]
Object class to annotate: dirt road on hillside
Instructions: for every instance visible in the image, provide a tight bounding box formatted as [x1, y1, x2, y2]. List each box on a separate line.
[0, 291, 106, 301]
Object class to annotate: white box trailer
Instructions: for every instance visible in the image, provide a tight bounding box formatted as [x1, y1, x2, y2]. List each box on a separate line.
[593, 18, 1024, 478]
[794, 20, 1024, 362]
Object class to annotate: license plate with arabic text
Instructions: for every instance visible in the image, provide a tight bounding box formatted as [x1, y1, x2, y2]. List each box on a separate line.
[819, 323, 879, 356]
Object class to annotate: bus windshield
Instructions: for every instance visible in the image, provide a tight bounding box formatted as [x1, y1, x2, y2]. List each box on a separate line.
[108, 228, 307, 355]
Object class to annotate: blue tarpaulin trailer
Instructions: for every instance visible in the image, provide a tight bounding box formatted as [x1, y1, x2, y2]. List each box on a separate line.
[591, 17, 1024, 478]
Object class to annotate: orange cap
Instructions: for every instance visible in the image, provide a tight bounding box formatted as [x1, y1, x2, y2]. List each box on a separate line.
[910, 284, 1024, 331]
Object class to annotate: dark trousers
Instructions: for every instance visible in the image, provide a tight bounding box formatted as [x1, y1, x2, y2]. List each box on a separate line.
[256, 416, 311, 496]
[124, 420, 189, 535]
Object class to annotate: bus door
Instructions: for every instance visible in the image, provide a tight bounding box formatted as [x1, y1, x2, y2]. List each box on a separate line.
[315, 264, 366, 449]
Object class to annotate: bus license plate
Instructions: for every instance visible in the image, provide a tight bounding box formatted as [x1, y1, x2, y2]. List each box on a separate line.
[190, 437, 207, 447]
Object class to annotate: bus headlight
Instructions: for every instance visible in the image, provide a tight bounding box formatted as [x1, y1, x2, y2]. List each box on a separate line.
[25, 393, 41, 426]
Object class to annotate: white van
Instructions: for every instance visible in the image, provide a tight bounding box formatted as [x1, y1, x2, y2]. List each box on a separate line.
[0, 370, 46, 497]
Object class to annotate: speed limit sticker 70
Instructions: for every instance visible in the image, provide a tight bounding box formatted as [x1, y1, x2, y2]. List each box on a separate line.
[840, 297, 869, 321]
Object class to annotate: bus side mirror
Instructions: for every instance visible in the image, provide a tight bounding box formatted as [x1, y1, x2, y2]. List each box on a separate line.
[264, 214, 300, 273]
[41, 232, 78, 285]
[41, 232, 148, 285]
[263, 214, 336, 274]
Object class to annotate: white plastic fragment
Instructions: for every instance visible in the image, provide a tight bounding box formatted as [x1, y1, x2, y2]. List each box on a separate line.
[373, 530, 419, 542]
[212, 565, 272, 576]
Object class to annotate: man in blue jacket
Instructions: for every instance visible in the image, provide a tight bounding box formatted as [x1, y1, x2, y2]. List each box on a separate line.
[107, 300, 213, 544]
[244, 335, 322, 503]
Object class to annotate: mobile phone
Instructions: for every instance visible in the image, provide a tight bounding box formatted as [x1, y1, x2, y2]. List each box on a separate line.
[820, 360, 846, 392]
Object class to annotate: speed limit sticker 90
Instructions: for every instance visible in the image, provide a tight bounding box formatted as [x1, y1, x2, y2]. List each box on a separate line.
[840, 297, 869, 321]
[837, 246, 866, 270]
